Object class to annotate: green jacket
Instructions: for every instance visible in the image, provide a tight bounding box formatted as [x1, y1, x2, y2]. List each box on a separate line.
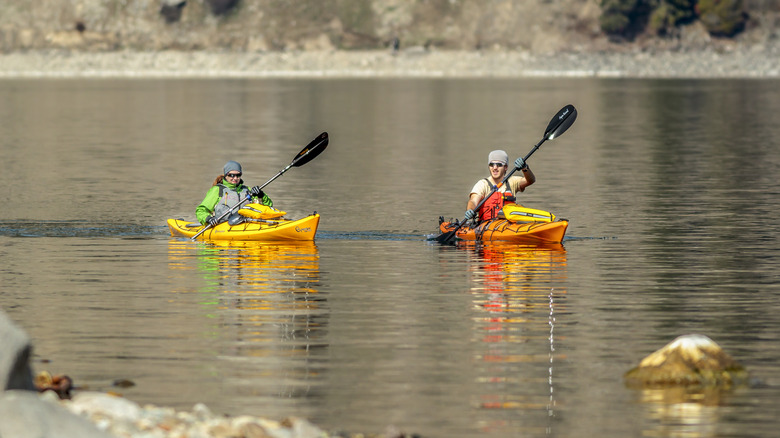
[196, 180, 273, 224]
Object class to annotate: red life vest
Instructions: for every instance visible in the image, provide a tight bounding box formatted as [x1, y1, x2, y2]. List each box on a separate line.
[478, 179, 516, 221]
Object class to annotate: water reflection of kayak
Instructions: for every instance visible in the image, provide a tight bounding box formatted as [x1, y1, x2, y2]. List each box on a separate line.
[167, 214, 320, 241]
[438, 217, 568, 244]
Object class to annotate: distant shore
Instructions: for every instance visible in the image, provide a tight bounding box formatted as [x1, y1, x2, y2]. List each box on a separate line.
[1, 47, 779, 79]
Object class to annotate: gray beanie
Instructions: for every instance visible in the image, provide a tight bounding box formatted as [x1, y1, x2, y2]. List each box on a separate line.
[223, 161, 242, 175]
[488, 150, 508, 165]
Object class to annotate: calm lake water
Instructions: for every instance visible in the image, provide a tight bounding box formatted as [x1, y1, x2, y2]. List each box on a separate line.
[1, 77, 779, 437]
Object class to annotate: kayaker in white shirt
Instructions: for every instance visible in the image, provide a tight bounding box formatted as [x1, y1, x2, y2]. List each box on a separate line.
[464, 150, 535, 222]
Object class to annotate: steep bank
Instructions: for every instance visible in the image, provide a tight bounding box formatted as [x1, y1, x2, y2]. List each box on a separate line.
[1, 0, 778, 55]
[1, 0, 604, 53]
[2, 1, 779, 79]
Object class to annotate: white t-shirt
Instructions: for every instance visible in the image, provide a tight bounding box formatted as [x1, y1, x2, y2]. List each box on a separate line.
[470, 175, 526, 200]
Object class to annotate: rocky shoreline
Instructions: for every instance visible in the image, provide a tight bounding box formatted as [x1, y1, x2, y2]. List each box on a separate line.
[1, 310, 405, 438]
[2, 307, 751, 438]
[0, 45, 779, 79]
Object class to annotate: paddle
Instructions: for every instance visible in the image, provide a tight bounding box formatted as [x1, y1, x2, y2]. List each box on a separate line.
[435, 105, 577, 244]
[191, 132, 329, 241]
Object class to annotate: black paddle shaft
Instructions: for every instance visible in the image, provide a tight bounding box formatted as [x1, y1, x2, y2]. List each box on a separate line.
[190, 132, 329, 241]
[436, 105, 577, 244]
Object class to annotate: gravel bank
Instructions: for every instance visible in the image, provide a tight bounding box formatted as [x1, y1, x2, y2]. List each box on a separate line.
[53, 391, 383, 438]
[1, 47, 779, 79]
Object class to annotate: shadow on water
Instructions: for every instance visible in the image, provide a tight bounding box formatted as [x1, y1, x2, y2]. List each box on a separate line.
[0, 219, 619, 244]
[316, 231, 425, 241]
[0, 220, 164, 238]
[0, 220, 441, 241]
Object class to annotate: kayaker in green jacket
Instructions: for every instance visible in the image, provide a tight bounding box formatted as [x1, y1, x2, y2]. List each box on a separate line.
[196, 160, 273, 226]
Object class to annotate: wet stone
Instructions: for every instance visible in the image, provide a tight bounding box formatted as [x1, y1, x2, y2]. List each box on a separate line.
[624, 334, 749, 388]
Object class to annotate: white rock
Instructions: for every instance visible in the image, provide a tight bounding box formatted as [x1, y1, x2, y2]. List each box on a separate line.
[68, 391, 143, 422]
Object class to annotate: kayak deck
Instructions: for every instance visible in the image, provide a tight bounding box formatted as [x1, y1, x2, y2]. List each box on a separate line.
[438, 217, 568, 244]
[167, 214, 320, 241]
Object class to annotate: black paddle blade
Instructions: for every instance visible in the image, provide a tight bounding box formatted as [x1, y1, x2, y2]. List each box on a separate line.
[544, 104, 577, 140]
[435, 230, 459, 244]
[292, 132, 329, 167]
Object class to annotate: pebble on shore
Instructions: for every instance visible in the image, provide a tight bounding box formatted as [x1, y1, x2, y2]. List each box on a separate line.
[0, 47, 779, 79]
[2, 309, 413, 438]
[57, 391, 332, 438]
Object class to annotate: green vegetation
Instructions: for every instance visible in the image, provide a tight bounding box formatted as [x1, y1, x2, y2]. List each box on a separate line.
[697, 0, 746, 37]
[598, 0, 643, 37]
[600, 0, 746, 39]
[648, 0, 697, 35]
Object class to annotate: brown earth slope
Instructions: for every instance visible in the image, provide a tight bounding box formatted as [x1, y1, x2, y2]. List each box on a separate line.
[0, 0, 778, 54]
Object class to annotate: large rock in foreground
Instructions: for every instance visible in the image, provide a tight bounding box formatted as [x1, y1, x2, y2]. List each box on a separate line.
[0, 311, 34, 391]
[0, 391, 113, 438]
[624, 334, 748, 388]
[0, 310, 113, 438]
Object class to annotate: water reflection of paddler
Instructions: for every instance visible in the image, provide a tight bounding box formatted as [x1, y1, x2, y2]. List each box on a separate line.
[168, 240, 320, 291]
[470, 243, 566, 319]
[472, 242, 566, 285]
[465, 150, 536, 223]
[466, 242, 567, 424]
[167, 239, 325, 400]
[196, 161, 274, 227]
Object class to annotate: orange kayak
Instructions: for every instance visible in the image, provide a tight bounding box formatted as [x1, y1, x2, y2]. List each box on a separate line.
[438, 217, 568, 244]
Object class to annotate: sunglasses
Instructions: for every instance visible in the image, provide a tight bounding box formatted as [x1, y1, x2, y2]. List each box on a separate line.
[225, 173, 242, 178]
[488, 162, 506, 168]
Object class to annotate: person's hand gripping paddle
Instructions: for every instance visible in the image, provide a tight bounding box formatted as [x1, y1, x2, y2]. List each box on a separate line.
[435, 105, 577, 244]
[191, 132, 329, 241]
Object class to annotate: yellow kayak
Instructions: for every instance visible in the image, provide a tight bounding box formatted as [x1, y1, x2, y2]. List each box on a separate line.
[167, 214, 320, 241]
